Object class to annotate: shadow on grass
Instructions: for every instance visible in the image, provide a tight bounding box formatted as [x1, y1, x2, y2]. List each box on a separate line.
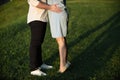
[0, 0, 9, 5]
[70, 11, 120, 80]
[44, 11, 120, 80]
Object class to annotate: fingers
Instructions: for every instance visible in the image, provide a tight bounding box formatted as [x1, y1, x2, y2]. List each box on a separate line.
[50, 4, 62, 13]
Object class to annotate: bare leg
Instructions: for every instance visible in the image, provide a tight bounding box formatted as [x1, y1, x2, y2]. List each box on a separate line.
[56, 37, 67, 72]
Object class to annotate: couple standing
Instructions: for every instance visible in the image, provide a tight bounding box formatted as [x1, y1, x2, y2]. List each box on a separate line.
[27, 0, 70, 76]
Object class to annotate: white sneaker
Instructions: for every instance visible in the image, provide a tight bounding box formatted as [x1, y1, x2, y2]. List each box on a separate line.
[30, 69, 47, 76]
[40, 63, 53, 69]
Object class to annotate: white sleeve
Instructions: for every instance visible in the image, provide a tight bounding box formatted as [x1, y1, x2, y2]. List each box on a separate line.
[28, 0, 39, 6]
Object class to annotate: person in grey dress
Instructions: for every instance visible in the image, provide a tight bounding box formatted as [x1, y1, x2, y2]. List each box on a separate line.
[48, 0, 71, 73]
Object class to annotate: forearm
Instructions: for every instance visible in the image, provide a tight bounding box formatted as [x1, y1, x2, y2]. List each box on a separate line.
[36, 2, 51, 10]
[36, 1, 61, 13]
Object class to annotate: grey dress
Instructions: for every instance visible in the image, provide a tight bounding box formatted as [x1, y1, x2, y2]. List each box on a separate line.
[48, 0, 68, 38]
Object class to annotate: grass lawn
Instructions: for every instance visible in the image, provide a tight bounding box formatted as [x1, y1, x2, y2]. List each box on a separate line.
[0, 0, 120, 80]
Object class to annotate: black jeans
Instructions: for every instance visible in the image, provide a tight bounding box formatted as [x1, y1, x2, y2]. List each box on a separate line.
[28, 21, 47, 71]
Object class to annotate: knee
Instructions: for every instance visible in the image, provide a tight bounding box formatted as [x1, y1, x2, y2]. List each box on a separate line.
[56, 38, 66, 47]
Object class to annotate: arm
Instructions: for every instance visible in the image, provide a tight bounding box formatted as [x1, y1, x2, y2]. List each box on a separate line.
[28, 0, 61, 13]
[36, 2, 61, 13]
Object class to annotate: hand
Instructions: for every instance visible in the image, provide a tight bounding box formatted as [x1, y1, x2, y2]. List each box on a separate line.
[50, 4, 62, 13]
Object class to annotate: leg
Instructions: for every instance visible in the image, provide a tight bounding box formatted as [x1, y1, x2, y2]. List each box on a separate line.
[56, 37, 68, 72]
[28, 21, 47, 71]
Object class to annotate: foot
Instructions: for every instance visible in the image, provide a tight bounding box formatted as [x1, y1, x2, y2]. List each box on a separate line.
[30, 69, 47, 76]
[58, 61, 71, 73]
[40, 63, 53, 70]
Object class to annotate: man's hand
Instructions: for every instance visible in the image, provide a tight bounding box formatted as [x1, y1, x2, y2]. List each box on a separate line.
[36, 2, 62, 13]
[50, 4, 62, 13]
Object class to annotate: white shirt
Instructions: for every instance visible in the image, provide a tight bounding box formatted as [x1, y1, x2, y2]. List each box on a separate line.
[27, 0, 48, 23]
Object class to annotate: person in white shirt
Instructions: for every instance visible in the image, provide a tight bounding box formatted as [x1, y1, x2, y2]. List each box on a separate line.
[27, 0, 61, 76]
[48, 0, 71, 73]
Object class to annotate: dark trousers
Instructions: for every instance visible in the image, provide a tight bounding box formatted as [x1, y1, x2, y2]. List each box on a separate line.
[28, 21, 47, 71]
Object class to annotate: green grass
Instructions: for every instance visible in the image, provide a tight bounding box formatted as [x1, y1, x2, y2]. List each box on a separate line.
[0, 0, 120, 80]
